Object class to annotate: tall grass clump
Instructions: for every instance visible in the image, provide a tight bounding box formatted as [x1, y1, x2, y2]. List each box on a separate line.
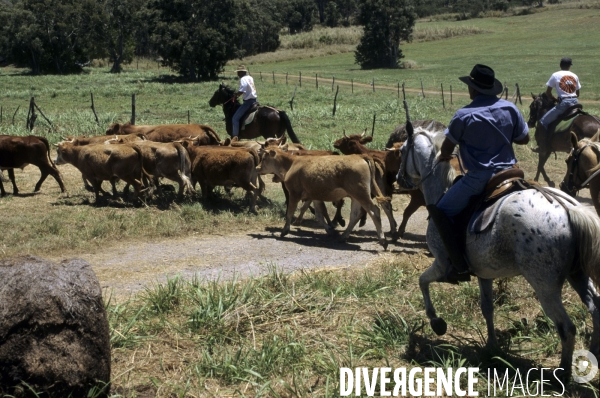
[279, 26, 363, 49]
[412, 26, 488, 42]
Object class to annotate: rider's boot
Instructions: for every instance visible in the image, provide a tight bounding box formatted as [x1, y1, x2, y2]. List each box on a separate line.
[427, 205, 471, 283]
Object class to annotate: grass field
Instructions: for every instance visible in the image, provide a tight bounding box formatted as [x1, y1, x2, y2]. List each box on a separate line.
[2, 3, 600, 397]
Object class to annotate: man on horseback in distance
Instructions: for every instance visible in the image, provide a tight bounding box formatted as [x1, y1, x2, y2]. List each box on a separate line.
[429, 64, 530, 283]
[534, 57, 581, 153]
[232, 65, 258, 138]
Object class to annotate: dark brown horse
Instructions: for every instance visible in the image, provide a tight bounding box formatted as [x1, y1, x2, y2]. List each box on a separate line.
[528, 92, 600, 186]
[560, 132, 600, 216]
[209, 84, 301, 143]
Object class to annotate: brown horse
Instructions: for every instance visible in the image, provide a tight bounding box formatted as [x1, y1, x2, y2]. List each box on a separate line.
[528, 93, 600, 186]
[208, 84, 301, 143]
[560, 132, 600, 216]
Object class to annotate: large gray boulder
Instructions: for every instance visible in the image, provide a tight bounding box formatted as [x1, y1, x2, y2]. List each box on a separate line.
[0, 256, 111, 397]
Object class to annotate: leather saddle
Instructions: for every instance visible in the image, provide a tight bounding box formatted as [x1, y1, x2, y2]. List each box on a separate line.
[548, 103, 584, 135]
[452, 168, 528, 251]
[240, 102, 260, 130]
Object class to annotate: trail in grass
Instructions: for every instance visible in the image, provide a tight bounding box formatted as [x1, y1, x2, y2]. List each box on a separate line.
[52, 207, 431, 300]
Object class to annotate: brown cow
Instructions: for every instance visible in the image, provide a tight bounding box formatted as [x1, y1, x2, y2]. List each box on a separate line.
[0, 135, 66, 196]
[109, 140, 193, 200]
[67, 133, 146, 146]
[106, 122, 221, 145]
[256, 148, 389, 248]
[181, 144, 261, 213]
[55, 142, 147, 202]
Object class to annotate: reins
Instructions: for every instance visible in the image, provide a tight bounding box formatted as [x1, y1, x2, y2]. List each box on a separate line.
[566, 143, 600, 192]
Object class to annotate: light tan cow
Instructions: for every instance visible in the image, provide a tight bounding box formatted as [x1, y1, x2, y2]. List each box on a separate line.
[109, 140, 193, 200]
[256, 147, 389, 248]
[55, 142, 147, 202]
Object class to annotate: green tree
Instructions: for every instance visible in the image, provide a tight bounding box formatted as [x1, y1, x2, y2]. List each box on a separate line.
[285, 0, 316, 34]
[238, 0, 282, 56]
[354, 0, 416, 69]
[0, 0, 104, 74]
[100, 0, 147, 73]
[148, 0, 241, 81]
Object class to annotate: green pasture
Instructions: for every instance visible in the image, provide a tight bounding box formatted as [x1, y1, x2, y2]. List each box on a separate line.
[3, 5, 600, 396]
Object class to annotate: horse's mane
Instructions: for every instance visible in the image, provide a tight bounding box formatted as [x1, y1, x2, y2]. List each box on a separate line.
[412, 126, 456, 188]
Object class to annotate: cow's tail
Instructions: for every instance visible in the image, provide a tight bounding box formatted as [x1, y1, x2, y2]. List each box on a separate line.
[173, 142, 194, 194]
[279, 111, 301, 144]
[39, 137, 58, 168]
[130, 145, 153, 193]
[203, 125, 222, 145]
[364, 156, 390, 204]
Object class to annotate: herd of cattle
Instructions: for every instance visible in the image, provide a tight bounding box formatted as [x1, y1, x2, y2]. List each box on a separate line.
[0, 120, 445, 247]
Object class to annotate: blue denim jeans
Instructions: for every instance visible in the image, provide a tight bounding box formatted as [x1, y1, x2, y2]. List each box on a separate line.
[232, 98, 257, 137]
[436, 169, 497, 218]
[539, 97, 578, 129]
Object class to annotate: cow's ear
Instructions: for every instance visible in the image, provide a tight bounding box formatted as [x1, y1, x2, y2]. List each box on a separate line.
[268, 149, 277, 157]
[531, 93, 536, 100]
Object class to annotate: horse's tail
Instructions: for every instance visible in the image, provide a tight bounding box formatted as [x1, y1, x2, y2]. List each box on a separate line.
[279, 111, 301, 144]
[568, 205, 600, 286]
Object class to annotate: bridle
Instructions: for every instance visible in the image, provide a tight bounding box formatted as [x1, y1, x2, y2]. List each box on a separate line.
[561, 143, 600, 195]
[397, 129, 443, 190]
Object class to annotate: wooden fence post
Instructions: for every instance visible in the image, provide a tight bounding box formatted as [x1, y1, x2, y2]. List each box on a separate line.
[371, 113, 376, 136]
[26, 97, 36, 131]
[299, 72, 302, 87]
[0, 106, 2, 124]
[441, 83, 445, 109]
[315, 74, 318, 89]
[450, 85, 453, 104]
[372, 78, 375, 93]
[286, 72, 288, 85]
[260, 72, 262, 81]
[131, 94, 136, 125]
[90, 93, 100, 126]
[188, 110, 190, 124]
[332, 76, 335, 91]
[402, 82, 406, 100]
[504, 82, 508, 100]
[289, 86, 297, 111]
[12, 106, 19, 125]
[515, 83, 522, 105]
[272, 71, 275, 84]
[397, 82, 400, 98]
[420, 79, 425, 98]
[351, 79, 354, 93]
[332, 85, 339, 116]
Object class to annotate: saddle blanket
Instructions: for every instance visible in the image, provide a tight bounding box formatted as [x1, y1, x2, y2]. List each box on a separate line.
[468, 187, 579, 235]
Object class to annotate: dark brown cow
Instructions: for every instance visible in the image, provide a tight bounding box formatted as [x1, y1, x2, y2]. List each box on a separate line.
[181, 144, 261, 213]
[0, 135, 66, 196]
[106, 122, 221, 145]
[55, 142, 147, 202]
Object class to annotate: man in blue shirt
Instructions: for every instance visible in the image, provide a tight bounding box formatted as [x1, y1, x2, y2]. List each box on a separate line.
[429, 64, 530, 282]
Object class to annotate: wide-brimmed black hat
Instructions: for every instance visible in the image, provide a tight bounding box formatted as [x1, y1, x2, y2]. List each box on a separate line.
[459, 64, 503, 96]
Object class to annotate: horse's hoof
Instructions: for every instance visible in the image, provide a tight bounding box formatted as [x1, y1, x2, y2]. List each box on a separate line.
[430, 317, 447, 336]
[280, 230, 289, 238]
[548, 181, 555, 188]
[380, 240, 388, 250]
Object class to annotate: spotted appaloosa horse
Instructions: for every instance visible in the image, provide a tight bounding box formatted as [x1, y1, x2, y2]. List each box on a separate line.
[528, 93, 600, 186]
[398, 124, 600, 380]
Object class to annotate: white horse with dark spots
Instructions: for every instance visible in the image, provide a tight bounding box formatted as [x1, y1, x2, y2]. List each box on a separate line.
[398, 125, 600, 379]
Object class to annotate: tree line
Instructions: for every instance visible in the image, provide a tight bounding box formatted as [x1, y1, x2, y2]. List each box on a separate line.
[0, 0, 555, 79]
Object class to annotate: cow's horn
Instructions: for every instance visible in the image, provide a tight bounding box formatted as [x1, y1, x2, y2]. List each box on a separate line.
[343, 130, 347, 137]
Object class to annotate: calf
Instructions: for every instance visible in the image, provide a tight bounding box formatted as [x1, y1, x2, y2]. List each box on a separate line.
[256, 148, 389, 248]
[0, 135, 66, 196]
[55, 142, 147, 202]
[182, 144, 261, 213]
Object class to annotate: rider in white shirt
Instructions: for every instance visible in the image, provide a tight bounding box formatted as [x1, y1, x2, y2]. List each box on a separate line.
[232, 65, 257, 138]
[536, 57, 581, 150]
